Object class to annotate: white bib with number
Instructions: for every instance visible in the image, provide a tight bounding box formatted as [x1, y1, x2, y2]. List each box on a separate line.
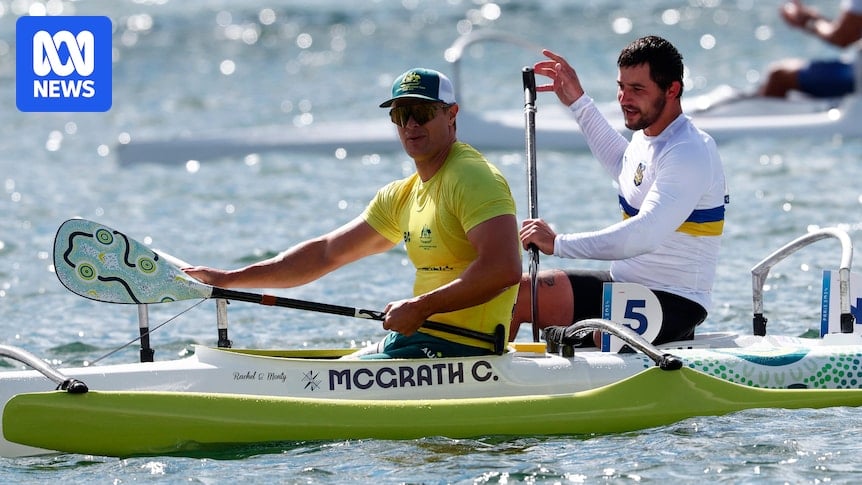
[600, 282, 663, 352]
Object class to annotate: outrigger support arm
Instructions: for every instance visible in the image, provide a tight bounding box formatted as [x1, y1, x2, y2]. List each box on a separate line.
[750, 227, 854, 336]
[0, 344, 88, 394]
[543, 319, 684, 371]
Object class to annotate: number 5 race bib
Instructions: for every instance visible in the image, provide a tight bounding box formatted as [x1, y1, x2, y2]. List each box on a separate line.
[600, 282, 662, 352]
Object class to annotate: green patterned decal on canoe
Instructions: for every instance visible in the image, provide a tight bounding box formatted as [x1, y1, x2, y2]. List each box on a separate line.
[688, 348, 862, 389]
[54, 219, 211, 304]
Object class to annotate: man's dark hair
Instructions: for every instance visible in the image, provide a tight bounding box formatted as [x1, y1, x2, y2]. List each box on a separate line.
[617, 35, 684, 98]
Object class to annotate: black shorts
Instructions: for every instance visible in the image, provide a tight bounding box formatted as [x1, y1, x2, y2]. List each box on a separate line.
[564, 269, 707, 344]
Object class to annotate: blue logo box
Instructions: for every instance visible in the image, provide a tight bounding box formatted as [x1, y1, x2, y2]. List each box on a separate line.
[16, 16, 112, 112]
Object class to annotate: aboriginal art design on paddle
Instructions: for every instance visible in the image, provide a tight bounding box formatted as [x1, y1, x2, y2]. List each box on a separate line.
[54, 219, 209, 304]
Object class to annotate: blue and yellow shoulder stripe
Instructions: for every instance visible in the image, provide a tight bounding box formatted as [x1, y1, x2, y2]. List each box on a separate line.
[618, 195, 725, 236]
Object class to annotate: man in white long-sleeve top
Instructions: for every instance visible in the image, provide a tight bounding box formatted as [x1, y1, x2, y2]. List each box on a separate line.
[510, 36, 729, 346]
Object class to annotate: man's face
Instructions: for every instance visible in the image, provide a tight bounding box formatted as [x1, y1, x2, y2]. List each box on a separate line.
[389, 100, 455, 161]
[616, 63, 667, 132]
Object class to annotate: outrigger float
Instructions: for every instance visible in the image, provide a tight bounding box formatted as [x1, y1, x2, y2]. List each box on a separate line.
[0, 219, 862, 458]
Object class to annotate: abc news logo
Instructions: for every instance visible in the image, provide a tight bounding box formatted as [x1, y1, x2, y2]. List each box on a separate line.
[16, 16, 112, 112]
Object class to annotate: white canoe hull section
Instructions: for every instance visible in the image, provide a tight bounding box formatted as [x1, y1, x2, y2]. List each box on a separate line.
[3, 332, 862, 457]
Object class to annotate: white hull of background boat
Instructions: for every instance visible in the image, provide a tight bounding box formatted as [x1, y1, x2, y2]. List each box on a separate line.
[115, 92, 862, 165]
[114, 30, 862, 164]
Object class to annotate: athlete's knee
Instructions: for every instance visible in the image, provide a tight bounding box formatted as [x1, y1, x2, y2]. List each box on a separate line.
[510, 274, 533, 325]
[760, 61, 802, 97]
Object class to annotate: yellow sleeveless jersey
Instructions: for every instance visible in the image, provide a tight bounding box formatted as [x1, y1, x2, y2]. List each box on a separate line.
[362, 142, 518, 347]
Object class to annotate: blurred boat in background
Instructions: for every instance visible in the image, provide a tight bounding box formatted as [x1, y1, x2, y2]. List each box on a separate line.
[115, 31, 862, 164]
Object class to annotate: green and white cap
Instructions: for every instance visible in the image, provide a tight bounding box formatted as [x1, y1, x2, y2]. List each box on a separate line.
[379, 68, 456, 108]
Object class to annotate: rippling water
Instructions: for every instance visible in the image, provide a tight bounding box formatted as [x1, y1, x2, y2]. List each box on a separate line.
[2, 0, 862, 482]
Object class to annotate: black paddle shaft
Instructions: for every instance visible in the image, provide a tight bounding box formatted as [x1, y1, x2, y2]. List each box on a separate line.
[212, 287, 506, 354]
[523, 66, 540, 342]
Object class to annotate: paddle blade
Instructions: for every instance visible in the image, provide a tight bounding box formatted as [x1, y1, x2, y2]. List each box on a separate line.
[53, 219, 213, 304]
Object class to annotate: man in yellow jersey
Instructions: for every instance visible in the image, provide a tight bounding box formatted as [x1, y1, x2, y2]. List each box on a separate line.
[185, 68, 521, 358]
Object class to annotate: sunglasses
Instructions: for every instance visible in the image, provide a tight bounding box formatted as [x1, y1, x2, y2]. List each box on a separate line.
[389, 103, 450, 127]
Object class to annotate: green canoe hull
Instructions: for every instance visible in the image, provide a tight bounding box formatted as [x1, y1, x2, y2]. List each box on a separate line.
[7, 367, 862, 458]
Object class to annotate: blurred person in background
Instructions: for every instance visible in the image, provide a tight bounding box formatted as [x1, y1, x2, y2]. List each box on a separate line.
[759, 0, 862, 98]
